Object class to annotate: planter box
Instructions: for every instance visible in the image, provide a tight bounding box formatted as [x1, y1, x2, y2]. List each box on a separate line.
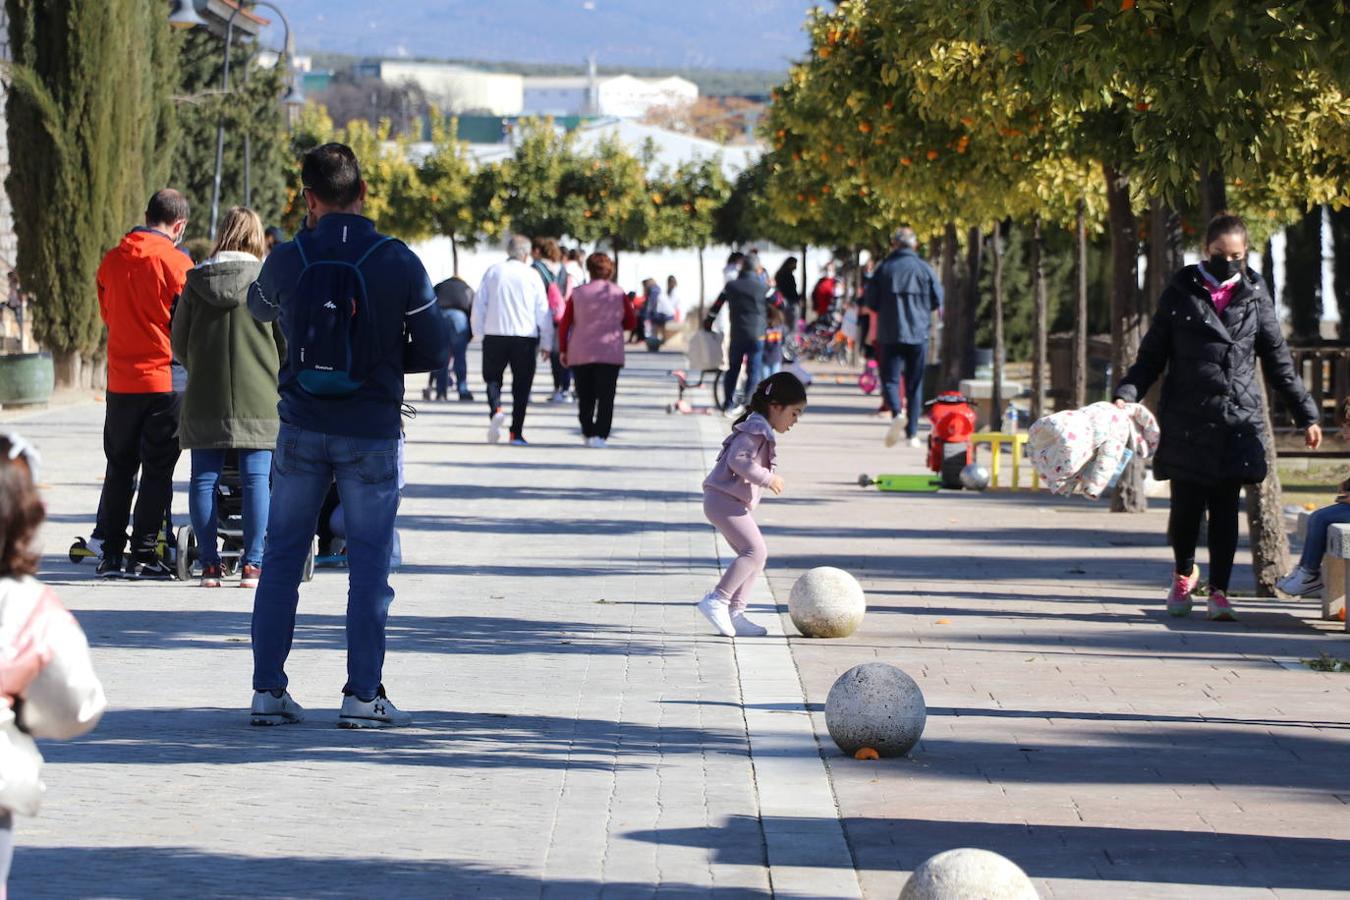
[0, 352, 55, 408]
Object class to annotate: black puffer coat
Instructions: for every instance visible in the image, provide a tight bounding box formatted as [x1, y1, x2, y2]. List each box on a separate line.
[1114, 265, 1318, 485]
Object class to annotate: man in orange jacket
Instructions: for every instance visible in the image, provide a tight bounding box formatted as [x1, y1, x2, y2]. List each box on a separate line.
[93, 189, 193, 579]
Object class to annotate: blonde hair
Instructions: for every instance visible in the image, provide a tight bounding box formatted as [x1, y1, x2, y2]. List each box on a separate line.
[208, 207, 265, 260]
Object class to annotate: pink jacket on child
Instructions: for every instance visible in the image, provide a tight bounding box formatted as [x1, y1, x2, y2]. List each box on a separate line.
[703, 413, 777, 508]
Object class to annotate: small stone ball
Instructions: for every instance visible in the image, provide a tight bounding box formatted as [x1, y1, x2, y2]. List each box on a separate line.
[824, 662, 926, 758]
[899, 848, 1039, 900]
[788, 566, 866, 638]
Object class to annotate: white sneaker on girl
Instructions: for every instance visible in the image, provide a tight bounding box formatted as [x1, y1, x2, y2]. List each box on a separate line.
[731, 612, 767, 637]
[696, 591, 736, 637]
[1275, 566, 1323, 597]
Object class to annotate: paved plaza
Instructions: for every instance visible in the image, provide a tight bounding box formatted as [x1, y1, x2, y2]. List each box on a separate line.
[4, 352, 1350, 898]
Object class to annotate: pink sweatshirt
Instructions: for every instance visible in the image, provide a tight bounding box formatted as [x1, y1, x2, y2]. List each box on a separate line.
[1200, 268, 1241, 315]
[703, 413, 778, 508]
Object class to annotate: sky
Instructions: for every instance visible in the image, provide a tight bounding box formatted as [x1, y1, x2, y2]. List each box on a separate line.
[264, 0, 819, 71]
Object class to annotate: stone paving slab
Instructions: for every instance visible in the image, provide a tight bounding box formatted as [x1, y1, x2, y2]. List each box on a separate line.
[757, 365, 1350, 898]
[6, 354, 790, 899]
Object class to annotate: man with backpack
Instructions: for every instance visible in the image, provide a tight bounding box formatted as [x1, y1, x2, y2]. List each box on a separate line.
[246, 143, 447, 729]
[423, 274, 474, 402]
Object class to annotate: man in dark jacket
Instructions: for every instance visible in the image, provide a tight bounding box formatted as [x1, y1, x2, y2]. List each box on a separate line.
[704, 261, 772, 413]
[864, 227, 944, 446]
[425, 275, 474, 402]
[247, 142, 448, 730]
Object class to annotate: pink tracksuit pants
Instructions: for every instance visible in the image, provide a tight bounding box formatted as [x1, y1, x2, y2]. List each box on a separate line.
[703, 489, 767, 613]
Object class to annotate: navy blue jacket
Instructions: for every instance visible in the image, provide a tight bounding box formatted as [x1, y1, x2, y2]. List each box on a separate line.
[249, 214, 448, 440]
[863, 248, 943, 346]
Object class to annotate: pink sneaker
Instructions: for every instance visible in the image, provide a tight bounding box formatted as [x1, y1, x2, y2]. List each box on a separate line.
[1166, 568, 1198, 617]
[1207, 588, 1238, 622]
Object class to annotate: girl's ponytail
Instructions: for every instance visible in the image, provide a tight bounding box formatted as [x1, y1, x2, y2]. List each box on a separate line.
[733, 371, 808, 426]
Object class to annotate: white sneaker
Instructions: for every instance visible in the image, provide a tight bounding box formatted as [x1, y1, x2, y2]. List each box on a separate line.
[884, 417, 905, 447]
[1276, 565, 1324, 597]
[724, 405, 746, 420]
[338, 687, 413, 729]
[250, 690, 304, 726]
[731, 612, 768, 637]
[907, 435, 923, 449]
[548, 390, 567, 404]
[696, 590, 736, 637]
[487, 409, 506, 444]
[591, 437, 607, 448]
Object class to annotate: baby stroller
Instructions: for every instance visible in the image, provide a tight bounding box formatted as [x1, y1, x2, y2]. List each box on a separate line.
[174, 450, 315, 583]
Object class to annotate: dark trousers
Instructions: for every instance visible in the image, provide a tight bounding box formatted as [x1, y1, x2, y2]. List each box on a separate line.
[550, 348, 572, 393]
[880, 341, 927, 437]
[573, 363, 621, 439]
[724, 336, 765, 411]
[482, 334, 539, 439]
[1170, 478, 1243, 592]
[96, 391, 182, 558]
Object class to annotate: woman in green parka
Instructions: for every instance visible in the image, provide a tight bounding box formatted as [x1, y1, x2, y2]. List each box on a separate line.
[172, 207, 284, 589]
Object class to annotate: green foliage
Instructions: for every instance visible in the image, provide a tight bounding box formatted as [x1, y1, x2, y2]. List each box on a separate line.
[6, 0, 178, 362]
[495, 120, 582, 239]
[170, 27, 289, 242]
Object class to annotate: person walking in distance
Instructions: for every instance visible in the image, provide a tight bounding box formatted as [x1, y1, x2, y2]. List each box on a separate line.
[172, 207, 283, 589]
[704, 257, 772, 414]
[247, 143, 448, 728]
[531, 237, 572, 404]
[94, 189, 194, 579]
[425, 274, 475, 402]
[559, 252, 636, 447]
[1115, 212, 1320, 621]
[696, 372, 808, 637]
[865, 227, 943, 447]
[473, 235, 554, 446]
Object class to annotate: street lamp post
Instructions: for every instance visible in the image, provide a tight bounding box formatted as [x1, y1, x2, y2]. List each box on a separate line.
[196, 0, 300, 238]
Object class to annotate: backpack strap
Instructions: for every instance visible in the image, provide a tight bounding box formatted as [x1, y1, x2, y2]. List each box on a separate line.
[294, 233, 310, 267]
[354, 236, 395, 268]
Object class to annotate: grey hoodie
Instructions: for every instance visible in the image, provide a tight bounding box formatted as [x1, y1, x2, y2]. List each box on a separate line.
[703, 412, 777, 508]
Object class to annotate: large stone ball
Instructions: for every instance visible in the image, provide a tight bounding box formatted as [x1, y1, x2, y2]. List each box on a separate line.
[824, 662, 926, 757]
[788, 566, 866, 638]
[899, 848, 1038, 899]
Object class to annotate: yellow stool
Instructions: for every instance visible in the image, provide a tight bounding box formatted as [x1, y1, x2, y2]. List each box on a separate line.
[969, 432, 1039, 491]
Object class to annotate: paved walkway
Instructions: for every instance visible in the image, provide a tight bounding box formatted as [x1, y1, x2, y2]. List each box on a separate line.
[4, 351, 1349, 898]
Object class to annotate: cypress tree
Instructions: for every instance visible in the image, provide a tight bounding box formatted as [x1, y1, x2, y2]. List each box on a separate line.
[6, 0, 177, 385]
[1284, 207, 1324, 341]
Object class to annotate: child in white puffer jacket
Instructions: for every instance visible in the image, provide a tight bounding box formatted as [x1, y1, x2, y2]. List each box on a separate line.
[0, 433, 106, 897]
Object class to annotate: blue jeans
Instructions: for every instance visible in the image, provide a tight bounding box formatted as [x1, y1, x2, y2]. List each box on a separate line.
[724, 337, 764, 410]
[252, 424, 400, 699]
[190, 448, 272, 567]
[433, 309, 471, 398]
[880, 341, 928, 438]
[1299, 502, 1350, 572]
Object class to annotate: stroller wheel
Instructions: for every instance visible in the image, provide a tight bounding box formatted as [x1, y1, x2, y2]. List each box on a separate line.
[175, 527, 197, 582]
[302, 537, 317, 583]
[69, 537, 92, 564]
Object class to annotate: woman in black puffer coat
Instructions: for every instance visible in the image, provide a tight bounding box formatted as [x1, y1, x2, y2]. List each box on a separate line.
[1115, 212, 1321, 621]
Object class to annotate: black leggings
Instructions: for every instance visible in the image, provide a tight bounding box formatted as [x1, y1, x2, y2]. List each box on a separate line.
[1170, 479, 1243, 592]
[573, 363, 621, 439]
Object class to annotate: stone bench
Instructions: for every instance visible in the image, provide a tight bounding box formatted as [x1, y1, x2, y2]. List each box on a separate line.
[1321, 521, 1350, 626]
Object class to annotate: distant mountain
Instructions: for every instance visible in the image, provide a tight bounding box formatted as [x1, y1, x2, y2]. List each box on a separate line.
[269, 0, 814, 73]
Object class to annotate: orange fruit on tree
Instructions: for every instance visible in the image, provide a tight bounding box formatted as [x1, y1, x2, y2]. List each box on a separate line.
[926, 149, 939, 161]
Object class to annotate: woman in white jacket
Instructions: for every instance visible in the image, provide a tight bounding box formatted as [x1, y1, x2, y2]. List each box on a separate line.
[0, 433, 106, 895]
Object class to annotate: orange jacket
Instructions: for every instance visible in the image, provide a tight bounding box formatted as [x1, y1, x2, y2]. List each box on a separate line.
[96, 229, 194, 393]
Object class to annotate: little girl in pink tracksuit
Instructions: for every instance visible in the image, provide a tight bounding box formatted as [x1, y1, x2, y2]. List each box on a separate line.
[698, 372, 808, 637]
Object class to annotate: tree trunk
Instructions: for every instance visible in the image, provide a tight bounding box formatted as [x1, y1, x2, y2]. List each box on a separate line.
[450, 233, 460, 276]
[698, 245, 706, 321]
[1330, 208, 1350, 339]
[1285, 207, 1323, 340]
[939, 223, 960, 390]
[801, 245, 809, 301]
[1200, 168, 1228, 225]
[1074, 199, 1089, 409]
[991, 223, 1006, 429]
[962, 226, 982, 383]
[1105, 165, 1147, 513]
[1247, 366, 1289, 597]
[1030, 215, 1048, 421]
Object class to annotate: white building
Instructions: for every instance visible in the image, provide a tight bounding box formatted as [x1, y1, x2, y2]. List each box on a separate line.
[522, 74, 698, 119]
[360, 61, 524, 116]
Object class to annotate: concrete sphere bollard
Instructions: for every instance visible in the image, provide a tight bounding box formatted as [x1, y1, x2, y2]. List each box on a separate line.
[899, 848, 1039, 900]
[788, 566, 866, 638]
[824, 662, 926, 757]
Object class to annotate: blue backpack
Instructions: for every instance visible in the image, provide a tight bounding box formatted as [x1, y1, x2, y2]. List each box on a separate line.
[289, 234, 393, 396]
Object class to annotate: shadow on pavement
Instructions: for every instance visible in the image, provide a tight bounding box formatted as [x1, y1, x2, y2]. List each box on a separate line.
[8, 847, 771, 899]
[42, 706, 748, 772]
[626, 814, 1349, 889]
